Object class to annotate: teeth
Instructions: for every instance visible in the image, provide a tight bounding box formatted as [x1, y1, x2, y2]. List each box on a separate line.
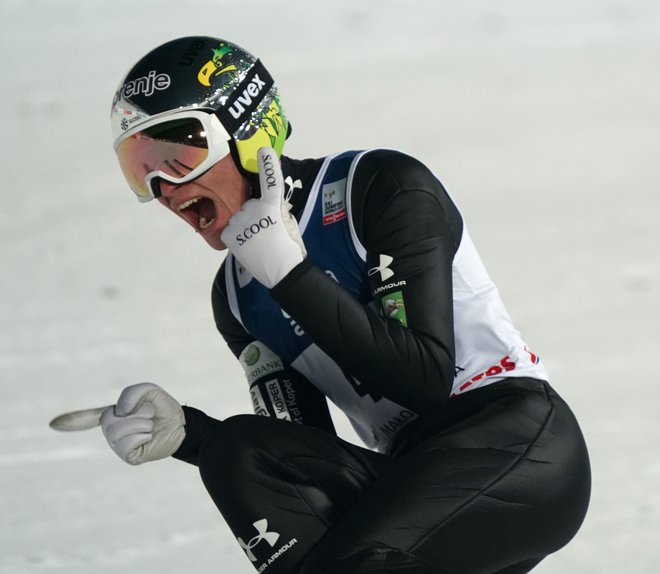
[178, 197, 200, 211]
[176, 197, 214, 230]
[199, 216, 215, 230]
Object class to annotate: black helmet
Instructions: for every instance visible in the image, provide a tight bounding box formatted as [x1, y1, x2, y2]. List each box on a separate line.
[111, 36, 289, 175]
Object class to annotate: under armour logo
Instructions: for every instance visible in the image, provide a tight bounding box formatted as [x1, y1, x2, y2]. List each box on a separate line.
[284, 176, 302, 202]
[237, 519, 280, 562]
[368, 254, 394, 282]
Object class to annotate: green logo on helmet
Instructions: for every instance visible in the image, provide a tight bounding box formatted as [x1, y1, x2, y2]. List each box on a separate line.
[197, 45, 238, 87]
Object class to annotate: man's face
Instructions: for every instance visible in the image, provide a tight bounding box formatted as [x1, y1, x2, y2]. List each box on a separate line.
[157, 154, 251, 250]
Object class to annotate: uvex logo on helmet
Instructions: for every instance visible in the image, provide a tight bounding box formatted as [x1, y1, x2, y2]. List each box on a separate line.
[214, 59, 273, 130]
[197, 45, 237, 87]
[228, 73, 268, 120]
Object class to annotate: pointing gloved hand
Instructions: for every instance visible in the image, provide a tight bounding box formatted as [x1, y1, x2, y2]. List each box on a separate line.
[221, 147, 306, 289]
[100, 383, 186, 466]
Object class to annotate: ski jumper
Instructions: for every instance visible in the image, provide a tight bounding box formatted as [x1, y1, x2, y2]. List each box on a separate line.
[174, 149, 590, 574]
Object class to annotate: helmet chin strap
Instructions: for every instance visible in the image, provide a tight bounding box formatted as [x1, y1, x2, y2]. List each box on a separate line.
[249, 173, 261, 200]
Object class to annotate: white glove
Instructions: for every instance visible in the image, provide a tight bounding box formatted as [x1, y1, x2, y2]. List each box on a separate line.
[221, 147, 306, 289]
[100, 383, 186, 466]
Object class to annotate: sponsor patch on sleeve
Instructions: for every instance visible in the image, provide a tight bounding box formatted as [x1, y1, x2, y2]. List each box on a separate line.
[380, 291, 408, 327]
[239, 341, 285, 385]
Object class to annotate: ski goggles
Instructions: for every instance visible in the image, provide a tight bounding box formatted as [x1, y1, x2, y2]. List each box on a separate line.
[114, 110, 232, 202]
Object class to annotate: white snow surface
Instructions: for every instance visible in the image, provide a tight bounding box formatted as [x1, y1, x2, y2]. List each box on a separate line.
[1, 1, 659, 572]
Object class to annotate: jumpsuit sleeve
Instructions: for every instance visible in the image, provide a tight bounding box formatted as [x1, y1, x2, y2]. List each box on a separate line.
[210, 263, 336, 434]
[271, 150, 463, 416]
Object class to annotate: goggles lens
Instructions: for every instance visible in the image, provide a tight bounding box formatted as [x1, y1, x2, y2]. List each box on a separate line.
[116, 117, 217, 200]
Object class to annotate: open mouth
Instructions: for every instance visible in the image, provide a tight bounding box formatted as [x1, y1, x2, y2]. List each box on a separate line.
[177, 197, 217, 231]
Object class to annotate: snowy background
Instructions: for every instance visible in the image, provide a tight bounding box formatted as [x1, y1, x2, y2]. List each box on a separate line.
[1, 1, 658, 572]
